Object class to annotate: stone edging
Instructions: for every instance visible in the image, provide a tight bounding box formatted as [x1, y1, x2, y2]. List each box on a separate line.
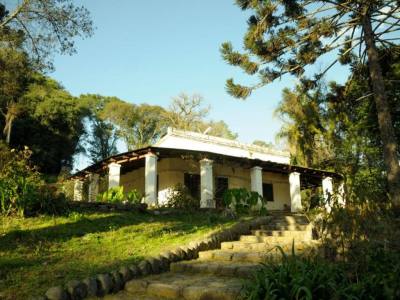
[42, 215, 272, 300]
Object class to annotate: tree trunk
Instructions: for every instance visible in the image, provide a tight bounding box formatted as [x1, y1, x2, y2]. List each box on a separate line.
[363, 15, 400, 206]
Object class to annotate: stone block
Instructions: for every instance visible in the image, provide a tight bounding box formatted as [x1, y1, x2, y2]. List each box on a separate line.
[124, 279, 148, 293]
[110, 271, 124, 292]
[147, 258, 161, 274]
[65, 279, 87, 300]
[82, 277, 97, 298]
[118, 266, 132, 282]
[45, 286, 68, 300]
[138, 260, 152, 276]
[96, 274, 113, 296]
[128, 264, 140, 277]
[147, 283, 181, 298]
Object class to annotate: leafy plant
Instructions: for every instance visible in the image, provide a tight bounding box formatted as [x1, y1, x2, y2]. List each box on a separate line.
[96, 186, 125, 203]
[0, 143, 67, 216]
[243, 243, 400, 300]
[166, 183, 199, 210]
[222, 188, 265, 214]
[126, 189, 143, 204]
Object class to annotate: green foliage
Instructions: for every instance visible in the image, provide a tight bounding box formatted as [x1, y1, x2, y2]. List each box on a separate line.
[86, 118, 118, 163]
[166, 183, 200, 210]
[96, 186, 125, 203]
[223, 0, 400, 205]
[223, 188, 266, 214]
[11, 75, 87, 174]
[0, 1, 93, 70]
[0, 210, 234, 299]
[222, 1, 399, 98]
[243, 246, 400, 300]
[0, 143, 67, 216]
[126, 189, 143, 205]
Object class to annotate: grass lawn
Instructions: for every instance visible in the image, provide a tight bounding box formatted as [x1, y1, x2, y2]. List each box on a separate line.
[0, 209, 236, 299]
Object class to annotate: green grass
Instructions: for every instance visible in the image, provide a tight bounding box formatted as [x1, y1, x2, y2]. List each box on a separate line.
[0, 210, 235, 299]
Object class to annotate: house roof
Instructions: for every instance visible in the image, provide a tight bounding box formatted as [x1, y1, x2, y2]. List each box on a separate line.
[155, 128, 290, 164]
[71, 146, 342, 186]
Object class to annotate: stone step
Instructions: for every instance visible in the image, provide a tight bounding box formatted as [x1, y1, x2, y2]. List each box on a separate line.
[268, 216, 309, 224]
[198, 249, 273, 263]
[120, 273, 244, 300]
[251, 229, 311, 239]
[260, 224, 309, 231]
[103, 291, 168, 300]
[239, 234, 304, 243]
[221, 241, 314, 252]
[170, 260, 262, 278]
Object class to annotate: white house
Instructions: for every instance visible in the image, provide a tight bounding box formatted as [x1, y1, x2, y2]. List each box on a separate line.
[72, 128, 342, 212]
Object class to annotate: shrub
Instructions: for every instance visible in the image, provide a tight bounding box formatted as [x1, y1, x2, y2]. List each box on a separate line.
[0, 144, 67, 216]
[243, 245, 400, 300]
[165, 183, 199, 210]
[96, 186, 125, 203]
[126, 189, 143, 204]
[223, 188, 266, 214]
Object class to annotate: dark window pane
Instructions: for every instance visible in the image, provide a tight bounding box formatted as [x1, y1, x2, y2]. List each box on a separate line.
[215, 177, 229, 208]
[263, 183, 274, 202]
[184, 173, 200, 199]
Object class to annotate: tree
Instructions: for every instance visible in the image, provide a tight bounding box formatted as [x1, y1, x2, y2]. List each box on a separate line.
[0, 7, 32, 144]
[100, 99, 168, 150]
[11, 75, 86, 174]
[276, 86, 328, 167]
[167, 93, 210, 131]
[252, 140, 274, 148]
[222, 0, 400, 205]
[0, 1, 93, 69]
[198, 120, 238, 140]
[277, 48, 400, 202]
[86, 119, 118, 163]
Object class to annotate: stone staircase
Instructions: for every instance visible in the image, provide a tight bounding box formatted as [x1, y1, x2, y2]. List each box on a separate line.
[101, 213, 318, 300]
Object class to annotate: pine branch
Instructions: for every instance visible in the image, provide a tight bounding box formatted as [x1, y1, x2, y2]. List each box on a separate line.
[0, 0, 30, 28]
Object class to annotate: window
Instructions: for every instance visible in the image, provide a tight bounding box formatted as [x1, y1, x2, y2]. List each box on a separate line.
[215, 177, 229, 208]
[184, 173, 200, 199]
[263, 183, 274, 202]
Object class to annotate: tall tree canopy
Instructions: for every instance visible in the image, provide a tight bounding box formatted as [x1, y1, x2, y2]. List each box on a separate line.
[277, 48, 400, 202]
[166, 93, 238, 139]
[11, 75, 86, 174]
[0, 0, 93, 69]
[100, 99, 168, 150]
[222, 0, 400, 205]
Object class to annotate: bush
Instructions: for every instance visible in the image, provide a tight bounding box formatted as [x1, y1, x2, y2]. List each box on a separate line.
[165, 183, 199, 210]
[243, 245, 400, 300]
[126, 189, 143, 204]
[223, 188, 266, 214]
[0, 144, 67, 216]
[96, 186, 125, 203]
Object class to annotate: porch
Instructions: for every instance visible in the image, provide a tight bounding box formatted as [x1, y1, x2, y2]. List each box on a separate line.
[72, 147, 343, 212]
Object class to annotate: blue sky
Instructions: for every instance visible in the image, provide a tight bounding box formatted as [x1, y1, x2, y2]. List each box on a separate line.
[50, 0, 350, 160]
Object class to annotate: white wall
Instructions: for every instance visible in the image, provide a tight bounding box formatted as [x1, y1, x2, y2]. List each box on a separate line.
[120, 157, 291, 209]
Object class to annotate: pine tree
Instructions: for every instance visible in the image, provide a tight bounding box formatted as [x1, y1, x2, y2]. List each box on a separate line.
[221, 0, 400, 206]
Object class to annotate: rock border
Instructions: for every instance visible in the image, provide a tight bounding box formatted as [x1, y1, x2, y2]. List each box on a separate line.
[42, 215, 272, 300]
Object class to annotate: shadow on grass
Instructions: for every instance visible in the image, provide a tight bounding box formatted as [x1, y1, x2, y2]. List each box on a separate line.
[0, 253, 147, 299]
[0, 210, 230, 252]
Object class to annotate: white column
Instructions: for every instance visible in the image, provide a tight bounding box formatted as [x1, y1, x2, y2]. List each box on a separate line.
[289, 172, 302, 212]
[73, 179, 84, 202]
[322, 176, 333, 212]
[108, 162, 121, 189]
[88, 173, 100, 202]
[145, 153, 158, 206]
[200, 159, 214, 208]
[250, 166, 263, 208]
